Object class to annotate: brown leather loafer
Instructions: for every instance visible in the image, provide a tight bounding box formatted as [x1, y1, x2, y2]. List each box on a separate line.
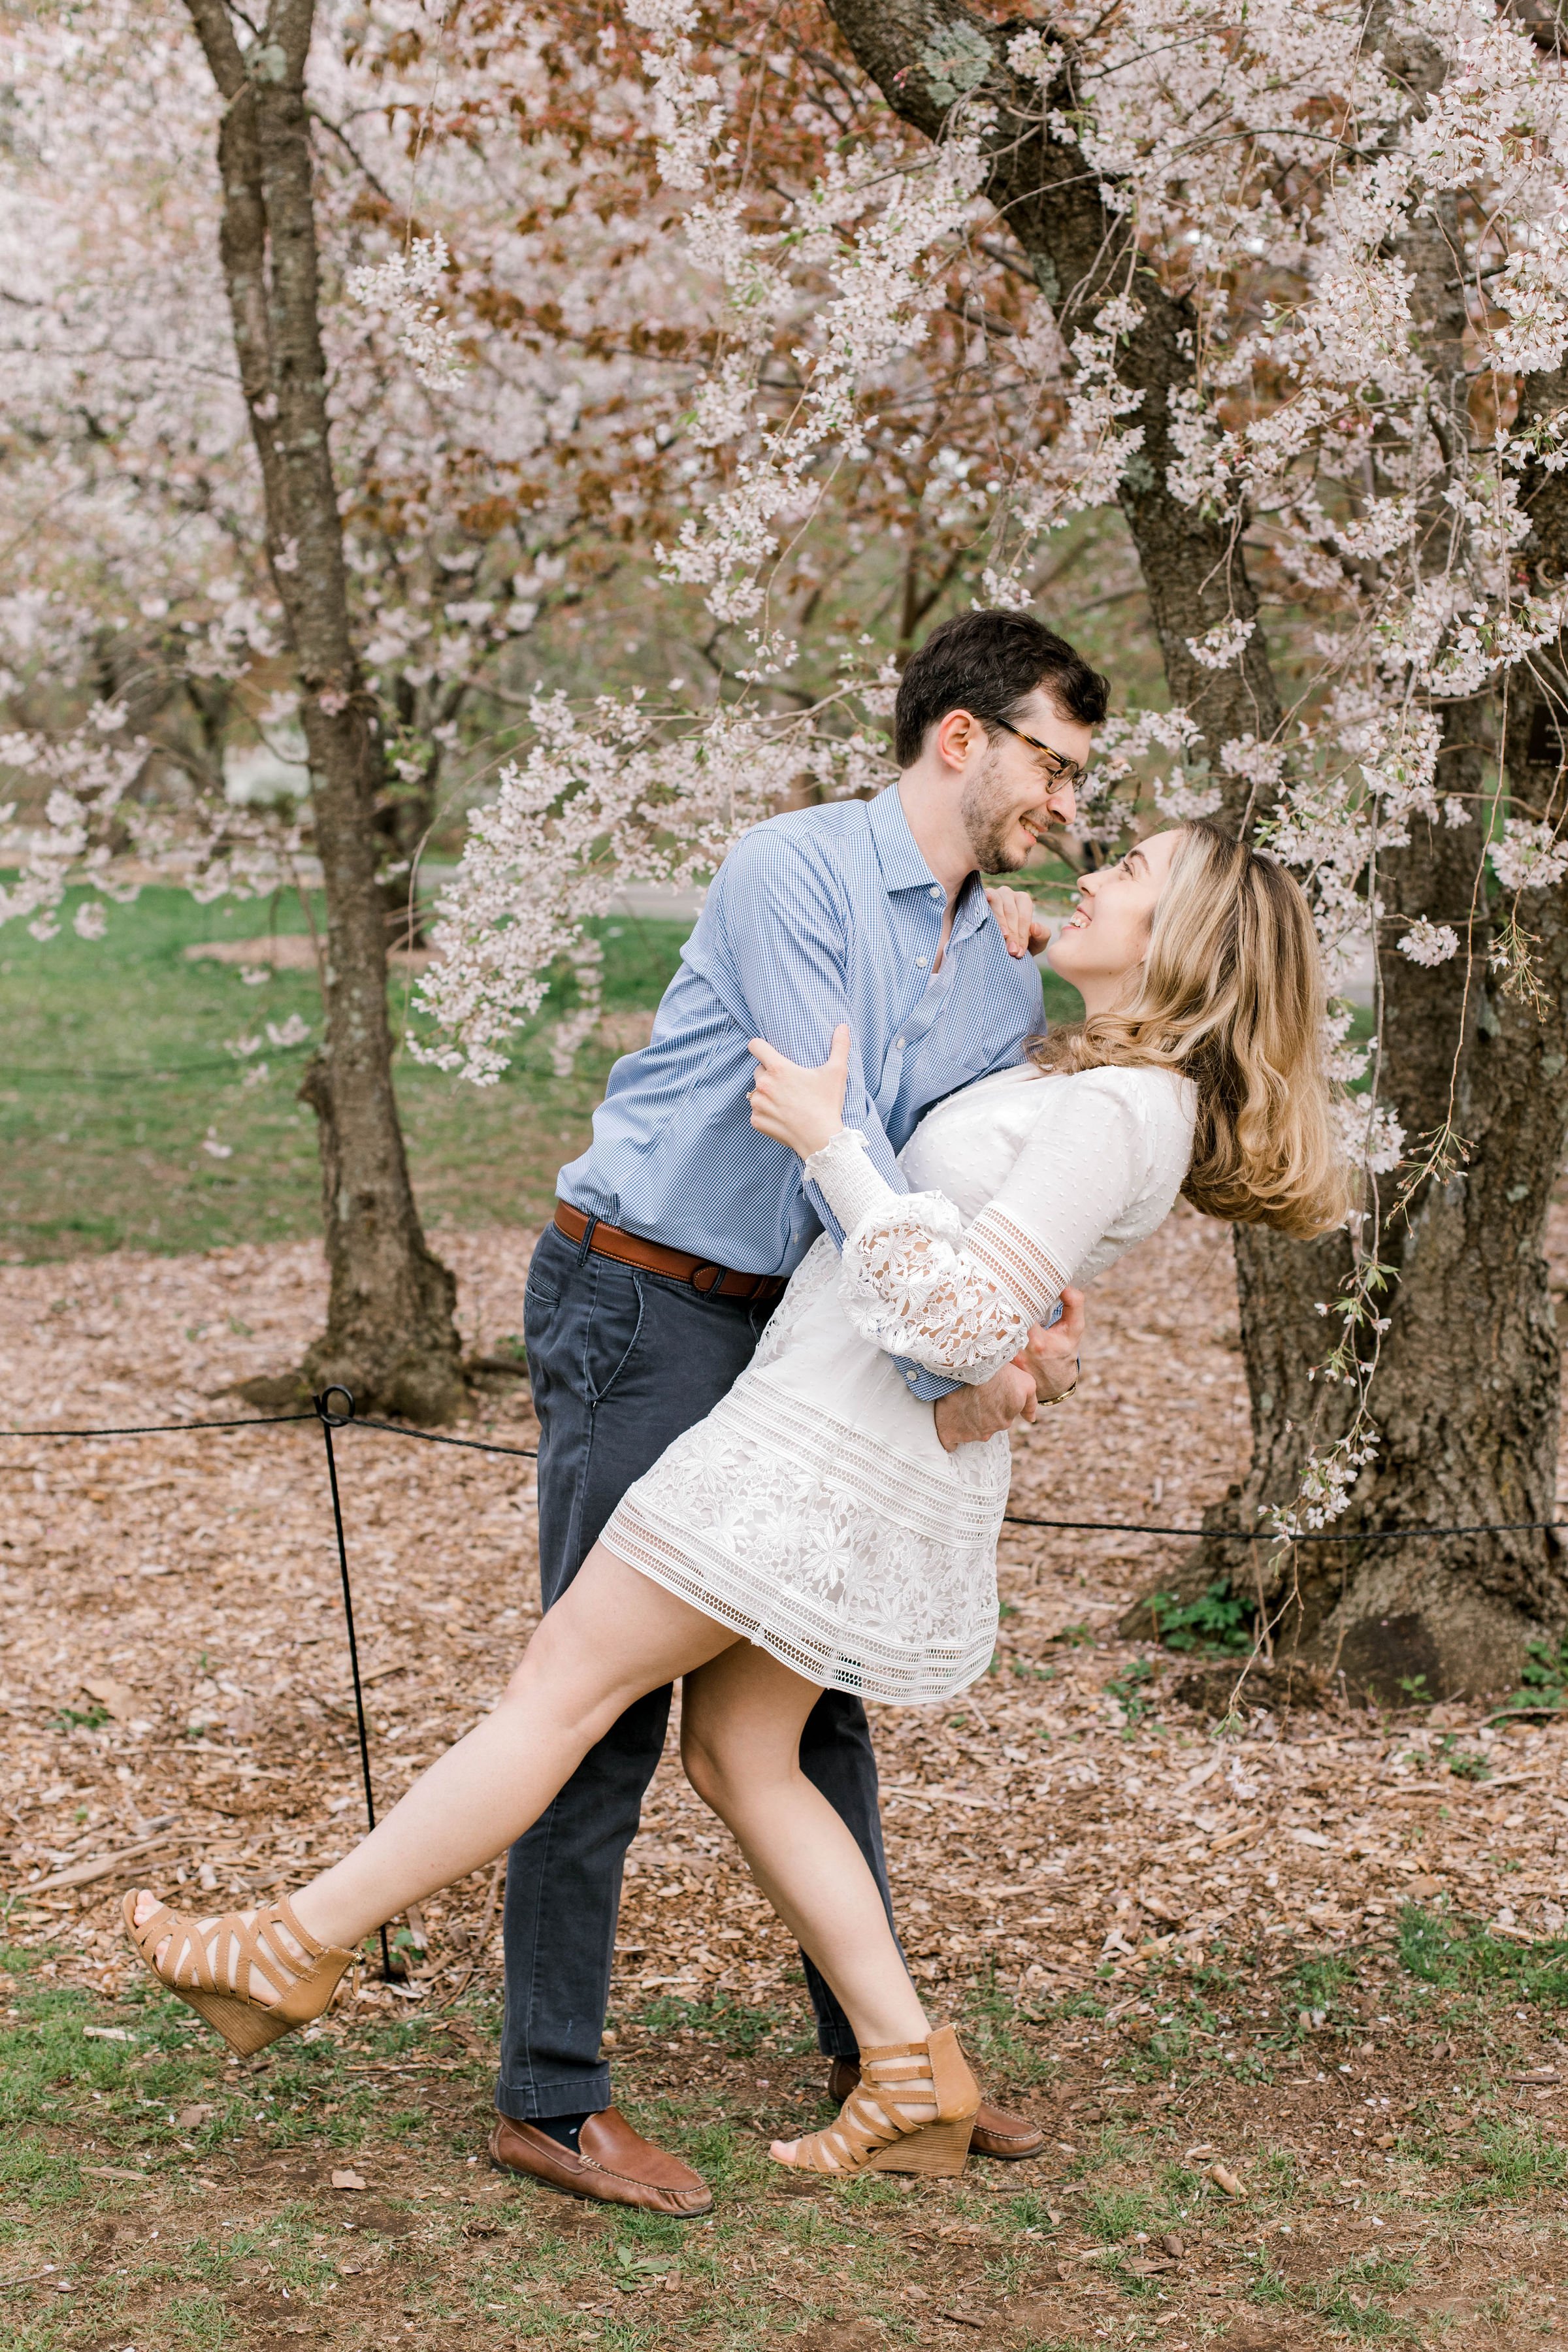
[826, 2057, 1045, 2163]
[488, 2106, 714, 2215]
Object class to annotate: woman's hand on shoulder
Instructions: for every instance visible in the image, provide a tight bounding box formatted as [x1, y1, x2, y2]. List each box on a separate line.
[747, 1023, 851, 1160]
[985, 885, 1051, 959]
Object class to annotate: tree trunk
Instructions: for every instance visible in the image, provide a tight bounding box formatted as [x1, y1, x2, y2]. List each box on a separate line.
[825, 0, 1568, 1692]
[1224, 716, 1568, 1699]
[184, 0, 463, 1422]
[1202, 56, 1568, 1695]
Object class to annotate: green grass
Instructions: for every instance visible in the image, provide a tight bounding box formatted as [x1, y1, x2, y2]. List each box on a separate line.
[625, 1989, 805, 2058]
[1303, 2252, 1420, 2339]
[5, 1935, 1568, 2348]
[1471, 2116, 1568, 2193]
[1397, 1903, 1568, 2005]
[0, 882, 1086, 1263]
[1082, 2187, 1157, 2240]
[0, 885, 690, 1260]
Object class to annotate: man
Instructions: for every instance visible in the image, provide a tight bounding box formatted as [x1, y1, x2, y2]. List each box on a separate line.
[492, 609, 1105, 2212]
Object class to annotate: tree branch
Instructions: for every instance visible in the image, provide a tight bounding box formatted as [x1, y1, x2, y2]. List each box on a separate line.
[823, 0, 1284, 801]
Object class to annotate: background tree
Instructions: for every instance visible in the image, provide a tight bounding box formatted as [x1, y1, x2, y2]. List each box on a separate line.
[1, 0, 730, 1392]
[178, 0, 469, 1422]
[797, 0, 1568, 1697]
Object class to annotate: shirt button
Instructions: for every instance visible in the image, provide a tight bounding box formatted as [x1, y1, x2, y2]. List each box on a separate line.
[906, 1369, 918, 1381]
[895, 1036, 906, 1049]
[915, 956, 928, 968]
[929, 885, 942, 901]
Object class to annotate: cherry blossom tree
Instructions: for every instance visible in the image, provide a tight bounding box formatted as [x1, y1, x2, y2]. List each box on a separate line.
[417, 0, 1568, 1697]
[815, 0, 1568, 1703]
[8, 0, 1568, 1692]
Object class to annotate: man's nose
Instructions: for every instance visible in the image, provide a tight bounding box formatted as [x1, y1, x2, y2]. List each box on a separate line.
[1049, 777, 1077, 826]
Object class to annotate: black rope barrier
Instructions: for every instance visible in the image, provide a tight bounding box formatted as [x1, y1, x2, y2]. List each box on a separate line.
[4, 1403, 1563, 1541]
[999, 1508, 1568, 1541]
[6, 1388, 1568, 1974]
[3, 1411, 318, 1438]
[350, 1415, 538, 1462]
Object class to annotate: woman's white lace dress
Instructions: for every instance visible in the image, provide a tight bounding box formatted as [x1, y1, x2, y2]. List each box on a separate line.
[600, 1062, 1196, 1703]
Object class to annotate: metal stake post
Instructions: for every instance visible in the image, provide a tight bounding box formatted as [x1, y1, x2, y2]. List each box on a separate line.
[314, 1388, 400, 1982]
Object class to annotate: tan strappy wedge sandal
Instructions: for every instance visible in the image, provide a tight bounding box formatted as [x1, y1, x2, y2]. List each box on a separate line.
[122, 1890, 355, 2057]
[770, 2023, 979, 2178]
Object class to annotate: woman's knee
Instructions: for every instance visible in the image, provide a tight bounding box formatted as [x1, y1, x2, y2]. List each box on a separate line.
[680, 1648, 821, 1817]
[681, 1710, 777, 1820]
[679, 1716, 730, 1813]
[681, 1710, 798, 1823]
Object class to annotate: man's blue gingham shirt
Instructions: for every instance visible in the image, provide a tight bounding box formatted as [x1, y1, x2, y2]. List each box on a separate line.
[557, 783, 1045, 1401]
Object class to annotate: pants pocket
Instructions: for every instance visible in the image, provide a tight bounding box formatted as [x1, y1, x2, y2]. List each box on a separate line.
[581, 1267, 647, 1409]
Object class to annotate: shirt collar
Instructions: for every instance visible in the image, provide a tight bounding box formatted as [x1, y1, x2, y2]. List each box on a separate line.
[949, 870, 992, 941]
[866, 781, 994, 941]
[867, 783, 941, 894]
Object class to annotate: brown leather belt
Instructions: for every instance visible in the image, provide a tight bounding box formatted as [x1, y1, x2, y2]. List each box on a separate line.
[553, 1200, 787, 1304]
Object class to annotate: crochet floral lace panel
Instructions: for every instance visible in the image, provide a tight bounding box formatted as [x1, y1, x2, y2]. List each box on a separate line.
[836, 1193, 1066, 1384]
[601, 1369, 1005, 1705]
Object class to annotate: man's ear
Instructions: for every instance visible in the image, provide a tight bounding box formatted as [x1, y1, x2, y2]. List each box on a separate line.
[932, 708, 979, 772]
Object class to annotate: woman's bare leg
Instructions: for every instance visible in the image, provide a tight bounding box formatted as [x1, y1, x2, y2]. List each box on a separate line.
[133, 1547, 737, 1976]
[679, 1645, 928, 2053]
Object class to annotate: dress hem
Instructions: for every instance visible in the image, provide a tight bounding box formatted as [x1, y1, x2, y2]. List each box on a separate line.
[599, 1499, 996, 1708]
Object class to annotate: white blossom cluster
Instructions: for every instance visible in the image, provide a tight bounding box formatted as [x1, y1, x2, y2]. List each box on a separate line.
[1488, 818, 1568, 893]
[1397, 917, 1462, 967]
[976, 0, 1568, 1147]
[642, 64, 990, 624]
[412, 685, 890, 1084]
[347, 235, 465, 389]
[0, 1, 724, 947]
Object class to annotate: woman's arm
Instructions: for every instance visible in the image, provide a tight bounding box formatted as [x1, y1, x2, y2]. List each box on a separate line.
[747, 1030, 1047, 1380]
[813, 1141, 1062, 1382]
[748, 1041, 1150, 1383]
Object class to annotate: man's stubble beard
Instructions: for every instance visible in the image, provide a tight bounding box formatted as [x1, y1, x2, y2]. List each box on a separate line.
[960, 745, 1028, 875]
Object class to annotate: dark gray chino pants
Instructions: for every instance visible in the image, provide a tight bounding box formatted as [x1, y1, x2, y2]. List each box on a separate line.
[495, 1217, 898, 2123]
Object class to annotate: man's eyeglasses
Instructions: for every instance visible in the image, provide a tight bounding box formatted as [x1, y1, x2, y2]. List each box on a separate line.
[991, 715, 1087, 792]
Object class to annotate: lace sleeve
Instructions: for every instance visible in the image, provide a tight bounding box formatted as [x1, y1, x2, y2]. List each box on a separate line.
[804, 1130, 1066, 1383]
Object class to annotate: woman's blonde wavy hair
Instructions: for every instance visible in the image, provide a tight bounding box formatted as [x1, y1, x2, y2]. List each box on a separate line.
[1030, 820, 1350, 1239]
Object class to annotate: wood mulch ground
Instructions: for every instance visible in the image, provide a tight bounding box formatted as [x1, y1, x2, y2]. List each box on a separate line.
[2, 1206, 1567, 2349]
[2, 1203, 1563, 2006]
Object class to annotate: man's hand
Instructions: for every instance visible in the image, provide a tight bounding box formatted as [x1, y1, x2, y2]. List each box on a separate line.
[934, 1362, 1038, 1451]
[1019, 1284, 1084, 1401]
[984, 885, 1054, 960]
[932, 1287, 1086, 1451]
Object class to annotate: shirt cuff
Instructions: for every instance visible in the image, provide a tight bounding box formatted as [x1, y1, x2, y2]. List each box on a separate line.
[801, 1128, 896, 1240]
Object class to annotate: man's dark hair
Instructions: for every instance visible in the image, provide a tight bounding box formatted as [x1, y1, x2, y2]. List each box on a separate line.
[892, 610, 1109, 768]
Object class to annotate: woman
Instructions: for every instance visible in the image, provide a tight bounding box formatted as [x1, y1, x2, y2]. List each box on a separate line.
[125, 821, 1346, 2181]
